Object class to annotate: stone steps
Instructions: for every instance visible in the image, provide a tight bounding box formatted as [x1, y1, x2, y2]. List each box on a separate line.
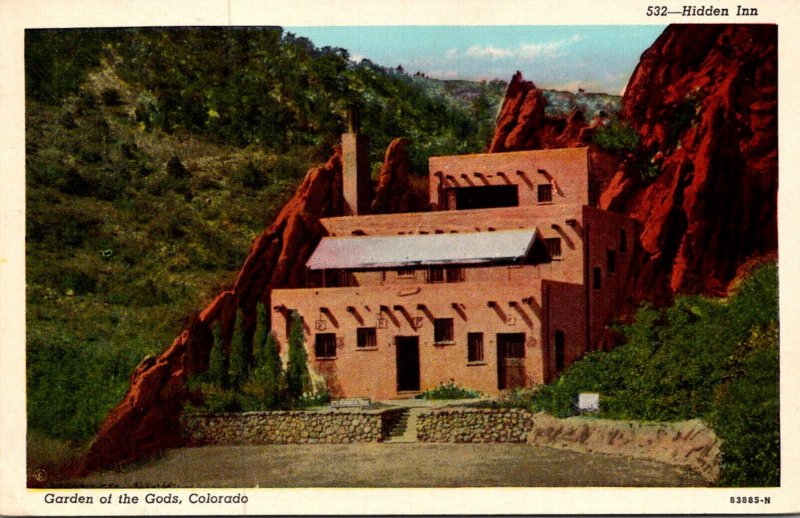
[384, 408, 422, 443]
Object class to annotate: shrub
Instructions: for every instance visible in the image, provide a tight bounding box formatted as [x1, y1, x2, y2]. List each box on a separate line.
[592, 120, 640, 154]
[417, 380, 482, 400]
[711, 322, 779, 486]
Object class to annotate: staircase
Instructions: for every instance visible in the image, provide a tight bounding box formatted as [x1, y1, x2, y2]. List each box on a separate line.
[384, 408, 422, 443]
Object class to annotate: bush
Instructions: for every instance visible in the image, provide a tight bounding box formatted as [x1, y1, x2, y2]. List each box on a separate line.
[711, 322, 779, 486]
[528, 263, 778, 485]
[209, 322, 229, 390]
[417, 380, 482, 400]
[592, 120, 640, 154]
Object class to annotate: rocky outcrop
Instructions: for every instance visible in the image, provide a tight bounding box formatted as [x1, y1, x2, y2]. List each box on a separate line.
[489, 72, 596, 152]
[370, 137, 416, 213]
[617, 24, 777, 297]
[84, 147, 345, 470]
[489, 25, 777, 300]
[489, 72, 546, 152]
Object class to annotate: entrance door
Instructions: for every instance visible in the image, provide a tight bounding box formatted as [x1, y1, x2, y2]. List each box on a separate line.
[497, 333, 526, 390]
[396, 336, 420, 392]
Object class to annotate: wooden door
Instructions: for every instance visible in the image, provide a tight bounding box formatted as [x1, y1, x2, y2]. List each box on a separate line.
[395, 336, 420, 392]
[497, 333, 526, 390]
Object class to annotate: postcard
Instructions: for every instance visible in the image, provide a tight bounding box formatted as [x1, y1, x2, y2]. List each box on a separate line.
[1, 0, 798, 514]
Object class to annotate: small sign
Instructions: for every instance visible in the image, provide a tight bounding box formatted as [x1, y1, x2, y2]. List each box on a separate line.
[413, 316, 424, 329]
[506, 315, 516, 326]
[315, 319, 327, 331]
[577, 392, 600, 413]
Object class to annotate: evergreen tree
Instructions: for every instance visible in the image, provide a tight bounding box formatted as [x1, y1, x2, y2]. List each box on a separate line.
[252, 302, 268, 366]
[229, 309, 249, 389]
[209, 321, 229, 389]
[260, 332, 284, 408]
[285, 311, 310, 402]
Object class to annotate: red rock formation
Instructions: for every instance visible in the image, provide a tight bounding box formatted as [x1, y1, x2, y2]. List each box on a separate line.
[490, 26, 777, 300]
[84, 147, 344, 470]
[489, 72, 546, 152]
[617, 24, 777, 298]
[370, 137, 419, 213]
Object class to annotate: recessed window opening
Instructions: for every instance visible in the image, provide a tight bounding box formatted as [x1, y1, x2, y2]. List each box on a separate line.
[537, 184, 553, 203]
[620, 229, 628, 253]
[607, 249, 617, 274]
[397, 268, 415, 278]
[315, 333, 337, 358]
[447, 185, 519, 210]
[434, 318, 454, 344]
[593, 267, 602, 290]
[427, 267, 444, 283]
[545, 238, 562, 258]
[555, 330, 565, 373]
[446, 267, 465, 282]
[468, 332, 484, 362]
[357, 327, 377, 348]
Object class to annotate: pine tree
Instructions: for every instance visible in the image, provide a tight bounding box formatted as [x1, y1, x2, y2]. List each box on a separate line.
[285, 311, 310, 403]
[261, 332, 284, 408]
[252, 302, 268, 366]
[209, 321, 229, 389]
[229, 309, 248, 389]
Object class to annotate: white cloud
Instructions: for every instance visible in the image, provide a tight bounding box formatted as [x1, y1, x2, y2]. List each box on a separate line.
[463, 34, 585, 61]
[445, 48, 458, 59]
[348, 53, 366, 63]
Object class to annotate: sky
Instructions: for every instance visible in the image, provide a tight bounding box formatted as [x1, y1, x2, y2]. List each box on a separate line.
[285, 26, 667, 95]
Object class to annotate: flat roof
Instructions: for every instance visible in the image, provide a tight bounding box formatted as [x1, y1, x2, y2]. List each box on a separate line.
[306, 228, 539, 270]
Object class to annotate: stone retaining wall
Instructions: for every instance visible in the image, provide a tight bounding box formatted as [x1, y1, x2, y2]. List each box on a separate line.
[182, 408, 406, 445]
[417, 408, 533, 443]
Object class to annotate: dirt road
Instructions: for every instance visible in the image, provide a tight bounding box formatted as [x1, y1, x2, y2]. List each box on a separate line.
[70, 443, 707, 487]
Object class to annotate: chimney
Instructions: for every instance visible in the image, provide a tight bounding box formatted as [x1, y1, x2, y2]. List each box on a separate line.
[341, 105, 371, 215]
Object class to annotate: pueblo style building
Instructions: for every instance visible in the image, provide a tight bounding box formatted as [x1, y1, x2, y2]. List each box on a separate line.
[270, 131, 639, 399]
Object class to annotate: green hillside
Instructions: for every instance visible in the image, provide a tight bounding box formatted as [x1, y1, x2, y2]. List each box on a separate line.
[24, 27, 505, 463]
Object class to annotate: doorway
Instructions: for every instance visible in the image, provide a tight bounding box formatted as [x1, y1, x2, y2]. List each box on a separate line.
[395, 336, 420, 392]
[497, 333, 526, 390]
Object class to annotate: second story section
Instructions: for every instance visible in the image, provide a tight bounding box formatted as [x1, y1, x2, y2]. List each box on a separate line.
[428, 147, 592, 211]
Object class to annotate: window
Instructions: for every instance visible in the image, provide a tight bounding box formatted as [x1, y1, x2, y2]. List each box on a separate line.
[314, 333, 337, 358]
[555, 330, 565, 373]
[593, 267, 602, 290]
[357, 327, 377, 348]
[397, 268, 415, 278]
[545, 237, 562, 258]
[427, 267, 444, 283]
[619, 229, 628, 253]
[468, 332, 484, 362]
[537, 184, 553, 203]
[446, 267, 465, 282]
[434, 318, 454, 344]
[607, 249, 617, 274]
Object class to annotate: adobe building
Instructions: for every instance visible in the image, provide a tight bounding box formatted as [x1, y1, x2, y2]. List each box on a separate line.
[270, 131, 639, 399]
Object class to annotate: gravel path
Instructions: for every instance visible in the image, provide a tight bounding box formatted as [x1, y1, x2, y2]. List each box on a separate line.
[71, 443, 708, 488]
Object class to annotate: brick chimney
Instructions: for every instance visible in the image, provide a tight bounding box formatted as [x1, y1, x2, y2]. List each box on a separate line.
[341, 106, 371, 215]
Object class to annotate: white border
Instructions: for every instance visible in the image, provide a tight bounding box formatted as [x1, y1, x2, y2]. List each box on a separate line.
[2, 0, 798, 514]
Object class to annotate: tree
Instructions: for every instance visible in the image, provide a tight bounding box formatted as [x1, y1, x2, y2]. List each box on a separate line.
[229, 309, 249, 389]
[209, 321, 229, 389]
[285, 311, 310, 402]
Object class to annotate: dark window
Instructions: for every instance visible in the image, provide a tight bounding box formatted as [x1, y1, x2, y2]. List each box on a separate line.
[397, 268, 415, 278]
[449, 185, 519, 210]
[434, 318, 454, 344]
[468, 332, 484, 362]
[607, 249, 617, 274]
[446, 267, 465, 282]
[593, 267, 602, 290]
[619, 229, 628, 253]
[427, 267, 444, 283]
[314, 333, 337, 358]
[555, 330, 565, 373]
[357, 327, 377, 348]
[537, 184, 553, 203]
[545, 237, 562, 258]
